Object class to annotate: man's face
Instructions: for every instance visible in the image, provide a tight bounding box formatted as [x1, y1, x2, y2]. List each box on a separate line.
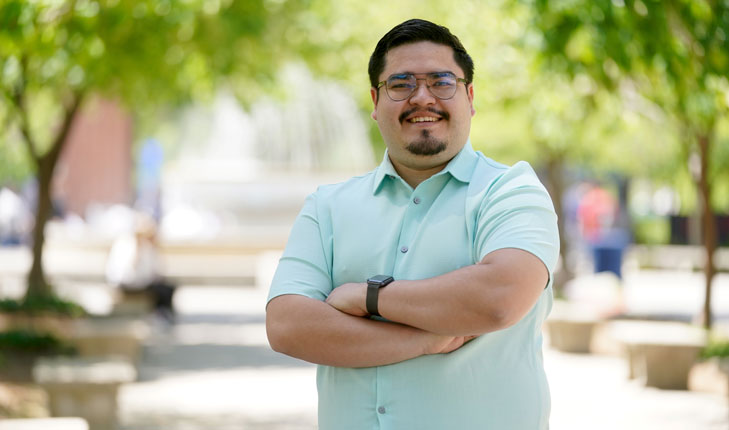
[371, 41, 475, 173]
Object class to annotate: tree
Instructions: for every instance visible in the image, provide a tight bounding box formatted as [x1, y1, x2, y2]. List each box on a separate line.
[525, 0, 729, 328]
[0, 0, 306, 304]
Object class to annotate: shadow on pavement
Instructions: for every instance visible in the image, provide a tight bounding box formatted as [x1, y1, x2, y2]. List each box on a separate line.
[137, 311, 312, 381]
[139, 343, 311, 380]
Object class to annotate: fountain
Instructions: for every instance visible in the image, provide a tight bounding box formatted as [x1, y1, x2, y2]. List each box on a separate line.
[160, 64, 376, 250]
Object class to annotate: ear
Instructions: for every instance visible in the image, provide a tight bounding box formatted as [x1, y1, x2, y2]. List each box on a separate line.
[467, 84, 475, 116]
[370, 87, 379, 120]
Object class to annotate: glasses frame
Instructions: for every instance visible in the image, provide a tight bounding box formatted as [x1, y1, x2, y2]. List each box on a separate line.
[376, 72, 469, 102]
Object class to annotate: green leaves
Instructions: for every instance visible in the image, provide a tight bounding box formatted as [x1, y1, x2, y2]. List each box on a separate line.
[0, 296, 86, 317]
[0, 0, 313, 180]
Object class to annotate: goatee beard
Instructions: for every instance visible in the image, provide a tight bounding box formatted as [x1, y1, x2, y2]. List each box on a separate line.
[406, 130, 447, 156]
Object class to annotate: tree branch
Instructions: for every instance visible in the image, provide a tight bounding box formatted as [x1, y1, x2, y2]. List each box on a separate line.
[0, 95, 17, 135]
[4, 56, 40, 165]
[44, 91, 85, 171]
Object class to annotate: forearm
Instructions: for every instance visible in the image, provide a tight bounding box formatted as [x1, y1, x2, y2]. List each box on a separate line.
[379, 249, 547, 335]
[266, 294, 459, 368]
[326, 249, 548, 337]
[379, 265, 509, 336]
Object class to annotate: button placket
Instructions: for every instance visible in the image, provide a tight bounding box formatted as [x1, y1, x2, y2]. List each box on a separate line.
[399, 194, 423, 257]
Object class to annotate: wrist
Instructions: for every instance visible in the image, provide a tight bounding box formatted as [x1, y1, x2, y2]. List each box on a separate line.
[366, 275, 394, 316]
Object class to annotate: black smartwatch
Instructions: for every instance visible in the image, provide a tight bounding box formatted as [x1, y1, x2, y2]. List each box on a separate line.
[366, 275, 394, 317]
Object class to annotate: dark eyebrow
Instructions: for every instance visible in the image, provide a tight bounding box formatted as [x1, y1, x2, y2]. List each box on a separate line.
[429, 71, 455, 77]
[388, 71, 455, 79]
[388, 73, 412, 80]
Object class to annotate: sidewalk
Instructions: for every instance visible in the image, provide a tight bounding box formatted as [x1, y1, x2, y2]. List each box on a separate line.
[117, 283, 729, 430]
[118, 287, 317, 430]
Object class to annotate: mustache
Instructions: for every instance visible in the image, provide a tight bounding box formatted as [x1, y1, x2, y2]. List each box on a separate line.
[399, 107, 450, 123]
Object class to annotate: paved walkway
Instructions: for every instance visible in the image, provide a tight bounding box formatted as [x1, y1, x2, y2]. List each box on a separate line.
[117, 283, 729, 430]
[118, 287, 317, 430]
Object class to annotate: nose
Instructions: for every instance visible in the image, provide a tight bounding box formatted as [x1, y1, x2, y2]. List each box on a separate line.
[408, 79, 436, 106]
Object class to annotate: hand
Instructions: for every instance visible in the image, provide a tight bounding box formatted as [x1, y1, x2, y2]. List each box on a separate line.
[326, 282, 368, 317]
[425, 334, 478, 355]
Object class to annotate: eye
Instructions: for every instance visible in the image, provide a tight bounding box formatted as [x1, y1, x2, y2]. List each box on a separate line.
[387, 74, 415, 90]
[428, 72, 456, 87]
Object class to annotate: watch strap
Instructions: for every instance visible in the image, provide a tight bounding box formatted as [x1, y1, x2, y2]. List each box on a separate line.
[366, 276, 393, 316]
[366, 283, 381, 316]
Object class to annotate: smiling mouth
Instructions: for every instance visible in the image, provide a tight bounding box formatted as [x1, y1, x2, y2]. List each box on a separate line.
[399, 107, 450, 124]
[408, 116, 440, 123]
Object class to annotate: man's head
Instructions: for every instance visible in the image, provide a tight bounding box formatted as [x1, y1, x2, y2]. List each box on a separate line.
[368, 19, 476, 178]
[368, 19, 474, 91]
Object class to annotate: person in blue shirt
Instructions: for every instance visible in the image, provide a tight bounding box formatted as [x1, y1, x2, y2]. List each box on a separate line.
[266, 18, 560, 429]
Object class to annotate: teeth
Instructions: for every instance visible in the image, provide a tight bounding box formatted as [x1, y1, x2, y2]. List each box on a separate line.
[409, 117, 438, 123]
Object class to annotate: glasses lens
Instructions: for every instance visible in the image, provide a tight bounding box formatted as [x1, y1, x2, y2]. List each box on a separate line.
[384, 72, 460, 101]
[426, 72, 457, 100]
[386, 74, 417, 101]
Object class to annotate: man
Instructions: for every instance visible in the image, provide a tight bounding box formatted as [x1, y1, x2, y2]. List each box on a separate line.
[266, 19, 559, 429]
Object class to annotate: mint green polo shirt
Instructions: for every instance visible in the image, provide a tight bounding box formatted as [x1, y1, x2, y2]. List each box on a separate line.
[268, 142, 560, 430]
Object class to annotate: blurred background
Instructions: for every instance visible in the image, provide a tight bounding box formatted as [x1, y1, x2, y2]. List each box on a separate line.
[1, 1, 728, 429]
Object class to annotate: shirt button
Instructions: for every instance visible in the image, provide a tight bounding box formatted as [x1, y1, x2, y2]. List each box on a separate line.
[400, 246, 408, 253]
[377, 406, 386, 414]
[413, 197, 421, 204]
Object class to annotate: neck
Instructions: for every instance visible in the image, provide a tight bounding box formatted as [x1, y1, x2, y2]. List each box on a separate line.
[390, 157, 449, 189]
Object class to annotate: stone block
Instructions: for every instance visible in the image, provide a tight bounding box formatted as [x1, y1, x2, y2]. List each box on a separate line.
[70, 318, 149, 364]
[688, 358, 729, 395]
[546, 300, 601, 353]
[110, 290, 154, 316]
[0, 313, 75, 338]
[608, 320, 707, 390]
[33, 357, 136, 430]
[546, 318, 599, 353]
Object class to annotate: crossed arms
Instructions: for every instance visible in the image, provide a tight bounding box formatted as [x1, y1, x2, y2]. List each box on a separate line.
[266, 247, 548, 368]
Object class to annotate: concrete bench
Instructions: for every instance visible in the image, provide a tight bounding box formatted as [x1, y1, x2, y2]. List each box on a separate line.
[0, 313, 75, 338]
[689, 357, 729, 395]
[545, 301, 602, 353]
[608, 320, 707, 389]
[32, 357, 136, 430]
[546, 317, 600, 353]
[0, 418, 88, 430]
[70, 318, 149, 364]
[110, 289, 155, 316]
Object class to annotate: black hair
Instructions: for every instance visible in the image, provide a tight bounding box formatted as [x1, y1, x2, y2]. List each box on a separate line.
[368, 19, 474, 89]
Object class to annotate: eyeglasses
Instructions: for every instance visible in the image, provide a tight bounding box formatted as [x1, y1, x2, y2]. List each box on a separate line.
[376, 71, 469, 102]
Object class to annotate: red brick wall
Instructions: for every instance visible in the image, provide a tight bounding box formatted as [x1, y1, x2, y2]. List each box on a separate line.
[54, 98, 133, 217]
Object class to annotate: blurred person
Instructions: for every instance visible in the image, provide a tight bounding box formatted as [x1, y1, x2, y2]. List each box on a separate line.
[106, 211, 176, 322]
[0, 186, 32, 246]
[577, 182, 617, 243]
[266, 19, 559, 429]
[576, 182, 627, 278]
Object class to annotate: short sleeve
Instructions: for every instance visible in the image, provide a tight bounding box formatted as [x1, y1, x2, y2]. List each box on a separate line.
[473, 161, 560, 274]
[267, 192, 333, 304]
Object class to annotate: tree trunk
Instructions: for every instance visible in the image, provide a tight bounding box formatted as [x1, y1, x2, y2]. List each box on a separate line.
[25, 156, 55, 298]
[697, 133, 716, 330]
[544, 153, 572, 295]
[22, 95, 83, 303]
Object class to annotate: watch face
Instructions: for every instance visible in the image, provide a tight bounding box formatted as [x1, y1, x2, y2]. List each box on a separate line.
[368, 275, 394, 285]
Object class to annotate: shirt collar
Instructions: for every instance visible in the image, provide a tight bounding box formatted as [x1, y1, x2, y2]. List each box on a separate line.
[372, 140, 479, 194]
